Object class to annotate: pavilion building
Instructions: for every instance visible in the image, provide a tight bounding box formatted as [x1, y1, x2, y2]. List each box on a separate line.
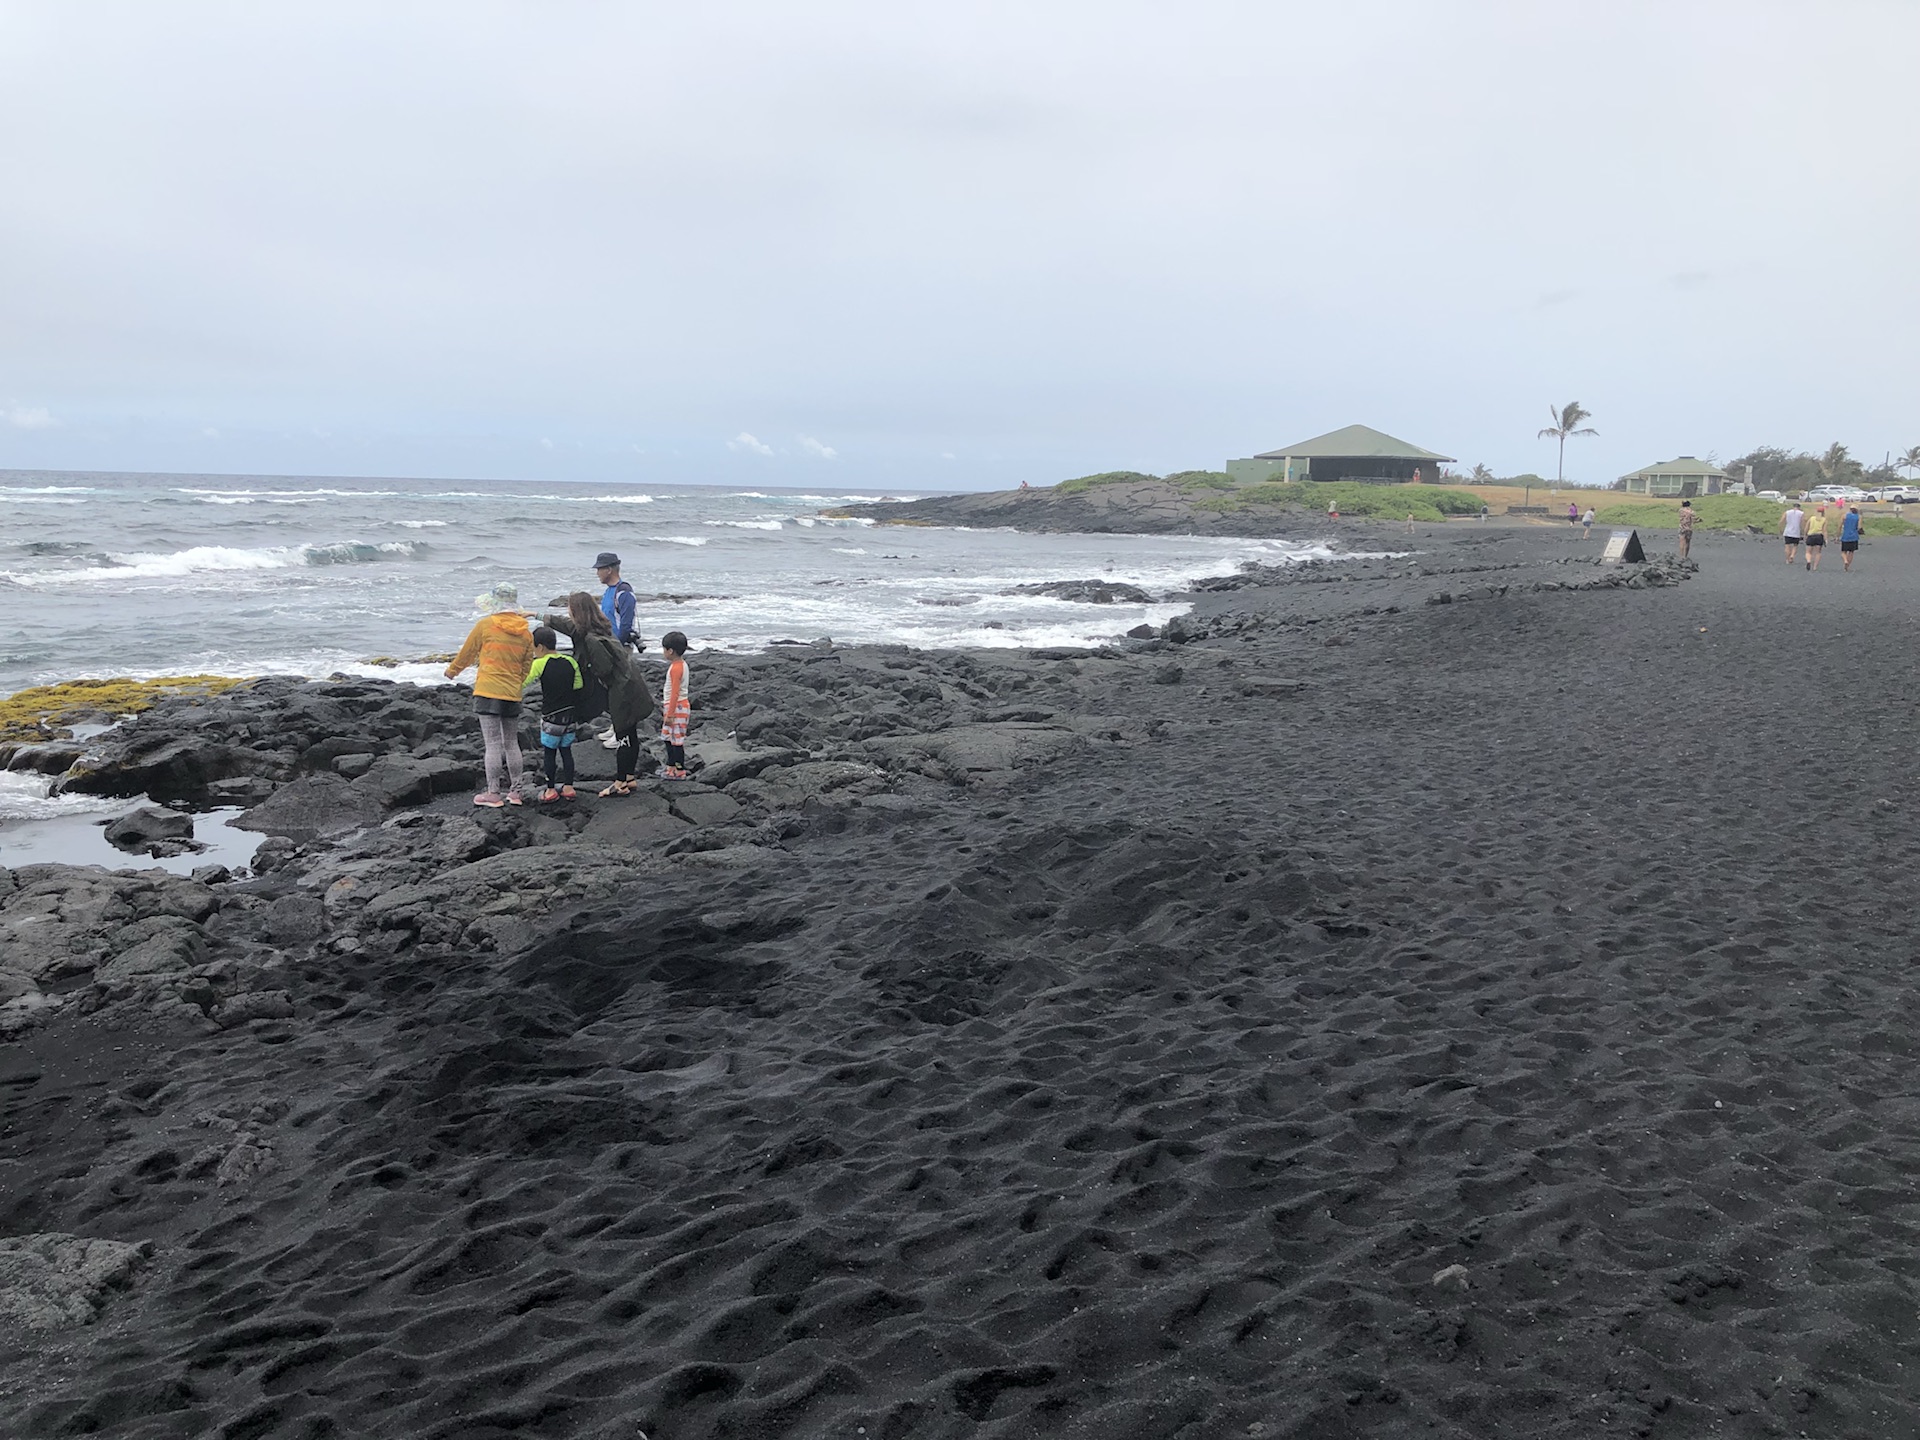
[1618, 457, 1730, 497]
[1226, 424, 1455, 485]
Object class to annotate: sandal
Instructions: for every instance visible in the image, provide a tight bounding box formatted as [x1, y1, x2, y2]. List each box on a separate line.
[538, 788, 561, 803]
[597, 780, 636, 798]
[559, 786, 576, 799]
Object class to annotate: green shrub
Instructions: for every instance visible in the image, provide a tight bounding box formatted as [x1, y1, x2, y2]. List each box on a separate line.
[1053, 470, 1161, 495]
[1161, 470, 1238, 492]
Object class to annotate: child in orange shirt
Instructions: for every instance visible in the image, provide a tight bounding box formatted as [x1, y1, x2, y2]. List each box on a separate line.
[658, 631, 691, 780]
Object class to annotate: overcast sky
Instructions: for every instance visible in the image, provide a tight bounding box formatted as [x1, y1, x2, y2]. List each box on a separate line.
[2, 1, 1915, 489]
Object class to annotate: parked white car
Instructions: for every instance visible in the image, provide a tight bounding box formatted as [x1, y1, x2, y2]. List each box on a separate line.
[1757, 490, 1785, 502]
[1876, 485, 1920, 503]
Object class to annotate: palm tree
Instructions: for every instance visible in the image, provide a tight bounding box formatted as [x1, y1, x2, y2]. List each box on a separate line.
[1470, 463, 1494, 484]
[1537, 402, 1598, 492]
[1817, 442, 1853, 483]
[1897, 445, 1920, 480]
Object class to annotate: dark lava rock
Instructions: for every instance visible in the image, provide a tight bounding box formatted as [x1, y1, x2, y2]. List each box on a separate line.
[1005, 580, 1153, 604]
[237, 774, 383, 843]
[102, 807, 202, 858]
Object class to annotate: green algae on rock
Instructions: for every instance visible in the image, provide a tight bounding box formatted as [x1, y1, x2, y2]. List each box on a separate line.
[0, 676, 253, 743]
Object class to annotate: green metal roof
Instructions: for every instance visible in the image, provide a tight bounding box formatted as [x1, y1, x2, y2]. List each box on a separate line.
[1620, 456, 1729, 479]
[1253, 424, 1454, 462]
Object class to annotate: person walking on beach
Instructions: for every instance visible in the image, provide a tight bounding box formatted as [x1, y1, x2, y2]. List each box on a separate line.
[1326, 499, 1338, 521]
[1677, 499, 1697, 560]
[1781, 502, 1805, 564]
[1805, 503, 1830, 571]
[525, 626, 583, 801]
[1840, 504, 1863, 571]
[445, 582, 535, 807]
[546, 591, 654, 797]
[1479, 504, 1489, 523]
[1567, 501, 1579, 525]
[1581, 506, 1595, 537]
[658, 631, 692, 780]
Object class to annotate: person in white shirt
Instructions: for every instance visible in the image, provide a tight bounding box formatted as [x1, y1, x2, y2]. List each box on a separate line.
[1781, 504, 1805, 565]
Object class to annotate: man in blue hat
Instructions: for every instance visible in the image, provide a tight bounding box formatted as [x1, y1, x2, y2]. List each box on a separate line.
[594, 552, 638, 649]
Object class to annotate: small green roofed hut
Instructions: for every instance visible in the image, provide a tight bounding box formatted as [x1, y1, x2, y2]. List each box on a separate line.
[1226, 424, 1455, 485]
[1619, 456, 1730, 498]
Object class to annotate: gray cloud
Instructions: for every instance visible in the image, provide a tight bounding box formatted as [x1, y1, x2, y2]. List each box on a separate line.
[1, 1, 1916, 488]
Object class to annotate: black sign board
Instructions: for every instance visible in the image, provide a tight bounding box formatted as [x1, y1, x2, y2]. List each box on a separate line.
[1601, 528, 1646, 564]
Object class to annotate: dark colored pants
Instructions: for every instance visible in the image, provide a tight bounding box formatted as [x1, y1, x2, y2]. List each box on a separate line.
[665, 741, 685, 768]
[542, 744, 575, 787]
[614, 728, 639, 781]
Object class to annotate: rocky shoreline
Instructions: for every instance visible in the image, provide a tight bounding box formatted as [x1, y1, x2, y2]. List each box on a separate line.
[11, 524, 1915, 1437]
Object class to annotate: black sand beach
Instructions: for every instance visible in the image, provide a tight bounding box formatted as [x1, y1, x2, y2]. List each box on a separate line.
[5, 524, 1919, 1438]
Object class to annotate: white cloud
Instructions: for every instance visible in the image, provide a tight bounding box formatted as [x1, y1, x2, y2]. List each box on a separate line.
[5, 403, 57, 430]
[797, 434, 838, 459]
[202, 427, 221, 438]
[541, 436, 554, 449]
[940, 451, 956, 460]
[728, 431, 774, 456]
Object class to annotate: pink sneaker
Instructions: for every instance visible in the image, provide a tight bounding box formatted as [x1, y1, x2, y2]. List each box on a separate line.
[505, 792, 524, 806]
[473, 791, 505, 808]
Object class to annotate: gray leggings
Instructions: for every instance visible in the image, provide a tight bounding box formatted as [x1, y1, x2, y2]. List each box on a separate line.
[478, 714, 523, 796]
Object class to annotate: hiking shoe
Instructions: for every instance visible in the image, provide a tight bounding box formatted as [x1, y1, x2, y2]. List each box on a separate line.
[473, 792, 506, 808]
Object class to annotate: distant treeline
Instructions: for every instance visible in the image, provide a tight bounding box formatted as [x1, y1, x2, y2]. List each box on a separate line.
[1437, 444, 1919, 493]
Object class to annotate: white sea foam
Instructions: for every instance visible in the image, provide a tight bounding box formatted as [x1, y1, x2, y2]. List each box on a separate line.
[393, 519, 448, 528]
[587, 494, 655, 505]
[2, 539, 428, 585]
[649, 535, 711, 546]
[832, 547, 868, 556]
[704, 519, 784, 531]
[0, 771, 122, 823]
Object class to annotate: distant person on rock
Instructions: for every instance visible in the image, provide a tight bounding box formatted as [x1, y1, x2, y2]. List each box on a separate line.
[1805, 504, 1830, 571]
[1581, 506, 1595, 537]
[546, 591, 655, 798]
[445, 582, 535, 808]
[1327, 500, 1339, 521]
[525, 626, 583, 801]
[1677, 500, 1697, 560]
[658, 631, 692, 780]
[1781, 502, 1805, 564]
[1840, 504, 1863, 571]
[1567, 502, 1579, 524]
[1479, 505, 1489, 523]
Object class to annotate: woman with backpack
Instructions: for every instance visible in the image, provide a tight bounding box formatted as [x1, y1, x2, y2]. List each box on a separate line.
[545, 591, 655, 797]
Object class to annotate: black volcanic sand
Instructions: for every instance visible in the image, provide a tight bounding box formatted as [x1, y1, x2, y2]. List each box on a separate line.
[5, 526, 1920, 1438]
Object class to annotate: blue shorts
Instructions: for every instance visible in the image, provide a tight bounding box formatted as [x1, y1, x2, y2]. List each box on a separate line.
[539, 721, 575, 750]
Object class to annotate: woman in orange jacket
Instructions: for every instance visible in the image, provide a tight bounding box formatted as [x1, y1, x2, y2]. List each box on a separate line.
[445, 582, 536, 806]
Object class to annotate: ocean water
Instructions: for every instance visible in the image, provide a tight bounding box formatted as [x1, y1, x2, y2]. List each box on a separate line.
[0, 471, 1338, 693]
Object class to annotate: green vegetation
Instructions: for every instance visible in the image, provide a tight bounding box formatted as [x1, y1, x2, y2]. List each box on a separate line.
[0, 675, 252, 743]
[1053, 469, 1233, 496]
[1193, 481, 1483, 521]
[1593, 495, 1920, 537]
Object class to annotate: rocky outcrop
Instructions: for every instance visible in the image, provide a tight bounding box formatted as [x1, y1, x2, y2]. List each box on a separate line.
[0, 1235, 150, 1330]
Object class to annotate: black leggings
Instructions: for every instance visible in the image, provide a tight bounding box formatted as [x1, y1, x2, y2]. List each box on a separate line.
[614, 728, 639, 781]
[542, 744, 575, 787]
[665, 741, 685, 768]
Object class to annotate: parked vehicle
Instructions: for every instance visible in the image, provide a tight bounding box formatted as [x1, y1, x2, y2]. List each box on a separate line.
[1876, 485, 1920, 503]
[1757, 490, 1785, 502]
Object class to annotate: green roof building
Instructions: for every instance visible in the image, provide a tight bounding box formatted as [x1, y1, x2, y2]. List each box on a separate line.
[1226, 424, 1455, 485]
[1619, 456, 1730, 498]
